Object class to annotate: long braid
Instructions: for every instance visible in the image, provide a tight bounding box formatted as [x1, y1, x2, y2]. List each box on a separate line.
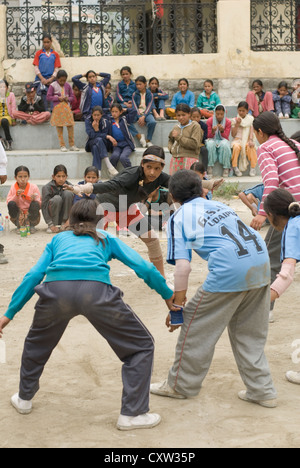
[276, 128, 300, 162]
[253, 111, 300, 162]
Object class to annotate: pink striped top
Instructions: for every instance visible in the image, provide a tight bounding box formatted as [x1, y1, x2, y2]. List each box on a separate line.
[257, 135, 300, 216]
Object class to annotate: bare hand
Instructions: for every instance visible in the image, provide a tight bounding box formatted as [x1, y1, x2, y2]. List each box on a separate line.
[250, 214, 266, 231]
[0, 316, 10, 338]
[0, 175, 7, 184]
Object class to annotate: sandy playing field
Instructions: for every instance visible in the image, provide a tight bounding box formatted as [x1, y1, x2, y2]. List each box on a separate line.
[0, 197, 300, 449]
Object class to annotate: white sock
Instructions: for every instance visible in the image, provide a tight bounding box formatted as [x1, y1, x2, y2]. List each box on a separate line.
[103, 157, 115, 170]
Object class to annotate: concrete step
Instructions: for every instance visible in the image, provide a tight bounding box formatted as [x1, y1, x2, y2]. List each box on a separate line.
[4, 117, 300, 152]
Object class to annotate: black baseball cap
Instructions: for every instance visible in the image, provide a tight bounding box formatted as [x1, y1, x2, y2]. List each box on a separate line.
[25, 82, 35, 93]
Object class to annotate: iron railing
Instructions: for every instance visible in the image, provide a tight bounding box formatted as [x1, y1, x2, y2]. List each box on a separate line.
[0, 0, 218, 59]
[251, 0, 300, 51]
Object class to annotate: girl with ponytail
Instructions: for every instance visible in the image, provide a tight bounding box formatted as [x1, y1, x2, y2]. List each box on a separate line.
[251, 111, 300, 321]
[264, 188, 300, 385]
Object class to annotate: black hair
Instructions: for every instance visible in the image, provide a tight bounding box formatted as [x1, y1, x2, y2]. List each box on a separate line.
[169, 169, 203, 204]
[253, 112, 300, 162]
[57, 69, 68, 79]
[175, 103, 191, 114]
[191, 107, 201, 115]
[238, 101, 249, 110]
[0, 79, 9, 89]
[278, 81, 288, 90]
[264, 188, 300, 227]
[135, 76, 147, 84]
[149, 77, 160, 86]
[42, 33, 52, 41]
[120, 66, 132, 75]
[178, 78, 189, 87]
[84, 166, 98, 177]
[92, 105, 103, 115]
[215, 105, 225, 112]
[15, 166, 30, 177]
[86, 70, 97, 79]
[53, 164, 68, 176]
[252, 79, 263, 88]
[190, 162, 206, 173]
[111, 102, 123, 112]
[68, 199, 104, 245]
[204, 79, 214, 86]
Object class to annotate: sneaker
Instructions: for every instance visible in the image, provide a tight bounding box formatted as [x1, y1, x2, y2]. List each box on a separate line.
[139, 134, 147, 148]
[278, 112, 284, 119]
[60, 146, 68, 152]
[284, 114, 290, 119]
[286, 371, 300, 385]
[222, 168, 230, 178]
[269, 310, 275, 323]
[150, 380, 187, 399]
[11, 393, 32, 415]
[117, 413, 161, 431]
[249, 168, 256, 177]
[238, 390, 277, 408]
[0, 253, 8, 264]
[30, 226, 37, 234]
[146, 141, 154, 147]
[108, 166, 119, 177]
[69, 145, 80, 152]
[233, 167, 243, 177]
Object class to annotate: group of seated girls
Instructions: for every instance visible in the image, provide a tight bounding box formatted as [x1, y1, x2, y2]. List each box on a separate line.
[167, 101, 257, 179]
[6, 164, 98, 235]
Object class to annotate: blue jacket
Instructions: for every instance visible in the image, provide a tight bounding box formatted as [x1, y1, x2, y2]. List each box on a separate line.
[107, 108, 137, 151]
[85, 115, 109, 152]
[116, 80, 137, 104]
[132, 88, 154, 117]
[72, 73, 111, 118]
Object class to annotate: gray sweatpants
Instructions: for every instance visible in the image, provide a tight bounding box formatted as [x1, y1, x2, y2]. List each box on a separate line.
[19, 281, 155, 416]
[168, 285, 277, 401]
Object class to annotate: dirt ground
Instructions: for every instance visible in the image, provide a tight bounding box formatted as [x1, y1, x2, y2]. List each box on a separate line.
[0, 197, 300, 449]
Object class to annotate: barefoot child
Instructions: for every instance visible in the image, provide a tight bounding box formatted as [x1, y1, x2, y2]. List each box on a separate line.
[264, 189, 300, 385]
[42, 164, 74, 233]
[0, 199, 174, 430]
[151, 170, 277, 408]
[7, 166, 41, 233]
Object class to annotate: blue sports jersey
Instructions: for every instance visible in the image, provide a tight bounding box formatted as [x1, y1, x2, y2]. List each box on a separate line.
[167, 198, 270, 292]
[281, 216, 300, 262]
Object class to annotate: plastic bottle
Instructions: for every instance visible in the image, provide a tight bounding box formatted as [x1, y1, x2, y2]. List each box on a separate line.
[4, 216, 10, 235]
[0, 340, 6, 364]
[0, 213, 4, 237]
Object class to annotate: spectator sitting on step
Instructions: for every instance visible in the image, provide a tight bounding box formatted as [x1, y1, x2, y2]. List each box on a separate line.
[71, 84, 83, 121]
[166, 78, 195, 120]
[13, 82, 51, 125]
[0, 79, 17, 151]
[231, 101, 257, 177]
[272, 81, 292, 119]
[246, 79, 274, 117]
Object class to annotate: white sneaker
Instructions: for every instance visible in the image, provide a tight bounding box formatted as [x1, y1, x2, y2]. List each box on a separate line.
[69, 145, 80, 152]
[238, 390, 277, 408]
[11, 393, 32, 415]
[233, 167, 242, 177]
[139, 134, 147, 148]
[60, 146, 68, 152]
[146, 141, 154, 148]
[117, 413, 161, 431]
[284, 114, 290, 119]
[269, 310, 275, 323]
[249, 168, 256, 177]
[286, 371, 300, 384]
[150, 380, 187, 399]
[108, 166, 119, 177]
[278, 112, 284, 119]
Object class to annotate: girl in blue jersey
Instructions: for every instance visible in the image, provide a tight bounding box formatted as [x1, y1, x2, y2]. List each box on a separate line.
[264, 188, 300, 385]
[151, 170, 277, 408]
[0, 199, 174, 431]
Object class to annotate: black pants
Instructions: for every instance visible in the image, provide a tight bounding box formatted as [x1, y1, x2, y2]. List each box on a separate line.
[19, 281, 155, 416]
[0, 118, 12, 142]
[8, 201, 40, 227]
[0, 244, 4, 254]
[265, 226, 282, 311]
